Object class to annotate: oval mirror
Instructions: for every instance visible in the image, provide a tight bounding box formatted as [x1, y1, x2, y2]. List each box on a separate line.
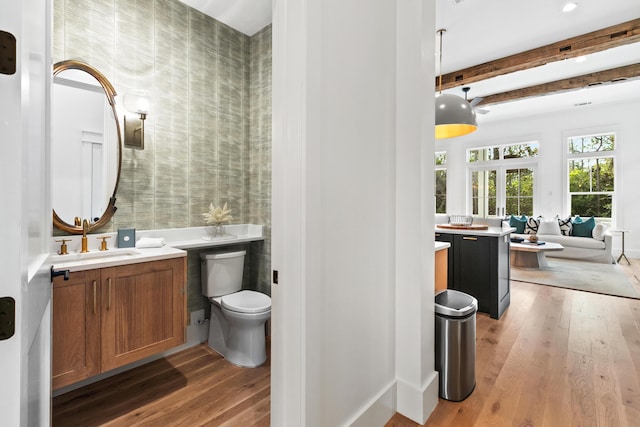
[52, 60, 122, 234]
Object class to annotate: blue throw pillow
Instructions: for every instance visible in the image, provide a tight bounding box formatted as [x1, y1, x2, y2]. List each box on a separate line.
[509, 215, 527, 234]
[572, 216, 595, 237]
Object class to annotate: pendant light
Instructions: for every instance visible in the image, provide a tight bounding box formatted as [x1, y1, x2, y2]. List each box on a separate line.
[435, 29, 477, 140]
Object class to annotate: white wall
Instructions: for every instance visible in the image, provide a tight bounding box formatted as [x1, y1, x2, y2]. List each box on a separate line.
[438, 99, 640, 258]
[272, 0, 437, 425]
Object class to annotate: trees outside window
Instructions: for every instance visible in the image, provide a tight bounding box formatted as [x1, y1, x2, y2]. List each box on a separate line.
[435, 152, 447, 214]
[567, 133, 615, 222]
[469, 142, 538, 217]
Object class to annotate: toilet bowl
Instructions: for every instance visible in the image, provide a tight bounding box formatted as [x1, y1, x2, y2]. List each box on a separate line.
[201, 250, 271, 367]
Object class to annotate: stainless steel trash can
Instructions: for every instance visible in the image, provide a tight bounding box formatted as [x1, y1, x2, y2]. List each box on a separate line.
[435, 289, 478, 401]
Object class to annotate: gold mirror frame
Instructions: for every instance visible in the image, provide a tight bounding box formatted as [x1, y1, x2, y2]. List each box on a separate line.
[52, 60, 122, 234]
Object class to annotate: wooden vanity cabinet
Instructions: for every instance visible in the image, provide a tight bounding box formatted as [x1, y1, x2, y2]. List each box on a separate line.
[101, 258, 186, 371]
[52, 269, 102, 390]
[52, 257, 186, 390]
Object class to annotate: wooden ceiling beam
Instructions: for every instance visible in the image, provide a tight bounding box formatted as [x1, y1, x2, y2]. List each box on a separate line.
[436, 18, 640, 91]
[471, 63, 640, 107]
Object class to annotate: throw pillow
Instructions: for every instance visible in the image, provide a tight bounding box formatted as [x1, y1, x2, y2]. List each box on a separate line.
[525, 216, 539, 234]
[572, 216, 596, 237]
[509, 215, 527, 234]
[592, 223, 606, 240]
[558, 216, 572, 236]
[538, 218, 562, 235]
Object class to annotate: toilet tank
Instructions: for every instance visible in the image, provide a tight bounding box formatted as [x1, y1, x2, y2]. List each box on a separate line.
[200, 250, 246, 297]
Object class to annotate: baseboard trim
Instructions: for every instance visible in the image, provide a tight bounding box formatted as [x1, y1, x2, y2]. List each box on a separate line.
[396, 371, 439, 424]
[347, 380, 397, 427]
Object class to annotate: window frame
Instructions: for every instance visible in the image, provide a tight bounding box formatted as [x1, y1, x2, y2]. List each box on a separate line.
[466, 142, 539, 217]
[564, 131, 617, 226]
[435, 151, 447, 215]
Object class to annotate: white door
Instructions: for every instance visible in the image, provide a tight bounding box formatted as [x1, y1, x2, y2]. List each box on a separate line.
[0, 1, 51, 425]
[470, 165, 536, 217]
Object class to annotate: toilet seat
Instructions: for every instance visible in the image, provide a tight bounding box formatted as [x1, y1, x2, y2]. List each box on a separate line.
[221, 290, 271, 314]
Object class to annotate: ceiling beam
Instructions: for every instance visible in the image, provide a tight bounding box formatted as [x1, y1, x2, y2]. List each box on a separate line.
[471, 63, 640, 107]
[436, 18, 640, 91]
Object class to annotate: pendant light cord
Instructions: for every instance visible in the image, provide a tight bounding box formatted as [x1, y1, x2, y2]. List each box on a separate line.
[437, 29, 445, 94]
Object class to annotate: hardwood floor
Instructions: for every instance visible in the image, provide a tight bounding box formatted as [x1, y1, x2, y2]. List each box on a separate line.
[388, 259, 640, 427]
[52, 343, 270, 426]
[54, 260, 640, 427]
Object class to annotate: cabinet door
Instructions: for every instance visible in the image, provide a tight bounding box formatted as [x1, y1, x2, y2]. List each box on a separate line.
[52, 269, 101, 390]
[456, 235, 491, 313]
[101, 257, 186, 372]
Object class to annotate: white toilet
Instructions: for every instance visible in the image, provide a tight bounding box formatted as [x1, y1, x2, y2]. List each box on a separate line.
[200, 250, 271, 367]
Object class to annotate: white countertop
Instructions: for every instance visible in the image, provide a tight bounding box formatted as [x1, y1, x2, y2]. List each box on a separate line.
[50, 224, 264, 272]
[435, 225, 515, 237]
[435, 241, 450, 251]
[49, 245, 187, 272]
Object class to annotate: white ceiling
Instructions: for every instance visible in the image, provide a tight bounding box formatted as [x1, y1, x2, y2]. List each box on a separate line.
[436, 0, 640, 124]
[179, 0, 640, 124]
[178, 0, 271, 36]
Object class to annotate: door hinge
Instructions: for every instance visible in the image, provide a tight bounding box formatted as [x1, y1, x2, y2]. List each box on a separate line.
[0, 297, 16, 340]
[272, 270, 279, 284]
[0, 30, 17, 75]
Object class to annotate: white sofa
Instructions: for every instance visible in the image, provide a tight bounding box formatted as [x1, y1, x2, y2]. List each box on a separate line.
[511, 232, 613, 264]
[507, 216, 614, 264]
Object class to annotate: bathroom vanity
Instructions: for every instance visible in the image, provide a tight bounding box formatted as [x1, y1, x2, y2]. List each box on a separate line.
[435, 225, 512, 319]
[51, 247, 187, 390]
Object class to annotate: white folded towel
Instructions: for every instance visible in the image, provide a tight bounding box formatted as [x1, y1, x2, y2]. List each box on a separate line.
[136, 237, 165, 248]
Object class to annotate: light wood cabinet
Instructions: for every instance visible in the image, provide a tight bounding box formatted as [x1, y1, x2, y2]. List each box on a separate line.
[435, 248, 448, 293]
[52, 269, 101, 389]
[52, 257, 186, 390]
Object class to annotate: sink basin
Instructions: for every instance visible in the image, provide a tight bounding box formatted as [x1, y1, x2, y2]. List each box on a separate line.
[50, 248, 141, 263]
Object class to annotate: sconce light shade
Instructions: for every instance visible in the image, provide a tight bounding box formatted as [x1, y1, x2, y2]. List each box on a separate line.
[435, 93, 478, 139]
[123, 90, 149, 149]
[123, 90, 150, 115]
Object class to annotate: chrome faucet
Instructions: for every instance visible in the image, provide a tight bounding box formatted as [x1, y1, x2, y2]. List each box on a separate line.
[81, 219, 90, 253]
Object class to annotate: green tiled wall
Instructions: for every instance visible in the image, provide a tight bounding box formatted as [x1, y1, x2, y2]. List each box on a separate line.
[53, 0, 272, 316]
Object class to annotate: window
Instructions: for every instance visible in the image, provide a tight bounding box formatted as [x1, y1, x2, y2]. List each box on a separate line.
[567, 133, 615, 223]
[505, 168, 534, 215]
[468, 142, 538, 217]
[435, 152, 447, 214]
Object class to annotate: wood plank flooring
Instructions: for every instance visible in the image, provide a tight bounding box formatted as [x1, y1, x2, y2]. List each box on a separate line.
[53, 260, 640, 427]
[388, 259, 640, 427]
[52, 343, 270, 426]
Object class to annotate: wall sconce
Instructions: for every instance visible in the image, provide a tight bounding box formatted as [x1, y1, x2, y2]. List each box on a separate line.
[123, 91, 149, 149]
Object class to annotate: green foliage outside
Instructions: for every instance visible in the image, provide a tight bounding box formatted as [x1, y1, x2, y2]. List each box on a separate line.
[435, 152, 447, 214]
[469, 143, 538, 163]
[472, 167, 533, 217]
[568, 134, 615, 219]
[505, 168, 533, 216]
[435, 170, 446, 214]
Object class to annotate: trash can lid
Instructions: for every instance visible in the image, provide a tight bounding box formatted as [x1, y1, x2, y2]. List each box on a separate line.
[435, 289, 478, 317]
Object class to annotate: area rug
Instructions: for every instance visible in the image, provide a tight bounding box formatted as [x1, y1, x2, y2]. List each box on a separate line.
[511, 258, 640, 299]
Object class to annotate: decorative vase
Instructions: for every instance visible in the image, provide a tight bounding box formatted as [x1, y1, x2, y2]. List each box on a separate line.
[213, 223, 225, 237]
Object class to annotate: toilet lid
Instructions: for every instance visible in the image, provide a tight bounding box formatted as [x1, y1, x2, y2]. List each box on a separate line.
[221, 290, 271, 314]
